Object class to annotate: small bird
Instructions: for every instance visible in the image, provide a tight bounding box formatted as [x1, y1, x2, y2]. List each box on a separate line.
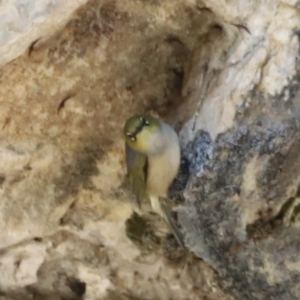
[123, 114, 184, 248]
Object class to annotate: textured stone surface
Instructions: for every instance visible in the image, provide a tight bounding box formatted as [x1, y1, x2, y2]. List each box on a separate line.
[0, 0, 88, 68]
[0, 0, 236, 299]
[179, 26, 300, 300]
[179, 0, 300, 142]
[0, 0, 300, 299]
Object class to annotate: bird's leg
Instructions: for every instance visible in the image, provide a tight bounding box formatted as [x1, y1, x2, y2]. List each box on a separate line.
[149, 195, 165, 219]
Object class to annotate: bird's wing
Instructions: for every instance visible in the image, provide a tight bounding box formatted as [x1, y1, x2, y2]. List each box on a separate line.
[125, 143, 148, 207]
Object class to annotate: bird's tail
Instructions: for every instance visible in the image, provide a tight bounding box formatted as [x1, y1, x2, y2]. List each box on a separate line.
[149, 195, 185, 248]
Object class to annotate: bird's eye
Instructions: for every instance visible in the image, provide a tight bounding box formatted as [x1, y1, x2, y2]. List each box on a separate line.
[140, 117, 149, 126]
[130, 136, 136, 141]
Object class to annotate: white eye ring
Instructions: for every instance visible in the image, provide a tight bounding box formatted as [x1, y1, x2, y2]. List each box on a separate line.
[145, 120, 149, 125]
[130, 137, 136, 141]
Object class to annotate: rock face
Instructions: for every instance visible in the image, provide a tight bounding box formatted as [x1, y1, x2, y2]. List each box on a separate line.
[0, 0, 89, 68]
[0, 0, 300, 299]
[177, 1, 300, 299]
[180, 113, 300, 299]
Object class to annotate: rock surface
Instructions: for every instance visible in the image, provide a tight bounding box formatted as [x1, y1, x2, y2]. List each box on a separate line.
[178, 1, 300, 299]
[0, 0, 89, 68]
[0, 0, 299, 299]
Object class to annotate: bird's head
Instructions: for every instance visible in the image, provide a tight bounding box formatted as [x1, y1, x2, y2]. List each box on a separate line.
[123, 115, 162, 154]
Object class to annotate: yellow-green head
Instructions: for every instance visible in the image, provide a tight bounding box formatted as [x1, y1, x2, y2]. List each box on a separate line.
[123, 115, 161, 154]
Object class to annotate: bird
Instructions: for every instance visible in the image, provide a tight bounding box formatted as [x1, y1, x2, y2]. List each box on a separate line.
[123, 114, 184, 248]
